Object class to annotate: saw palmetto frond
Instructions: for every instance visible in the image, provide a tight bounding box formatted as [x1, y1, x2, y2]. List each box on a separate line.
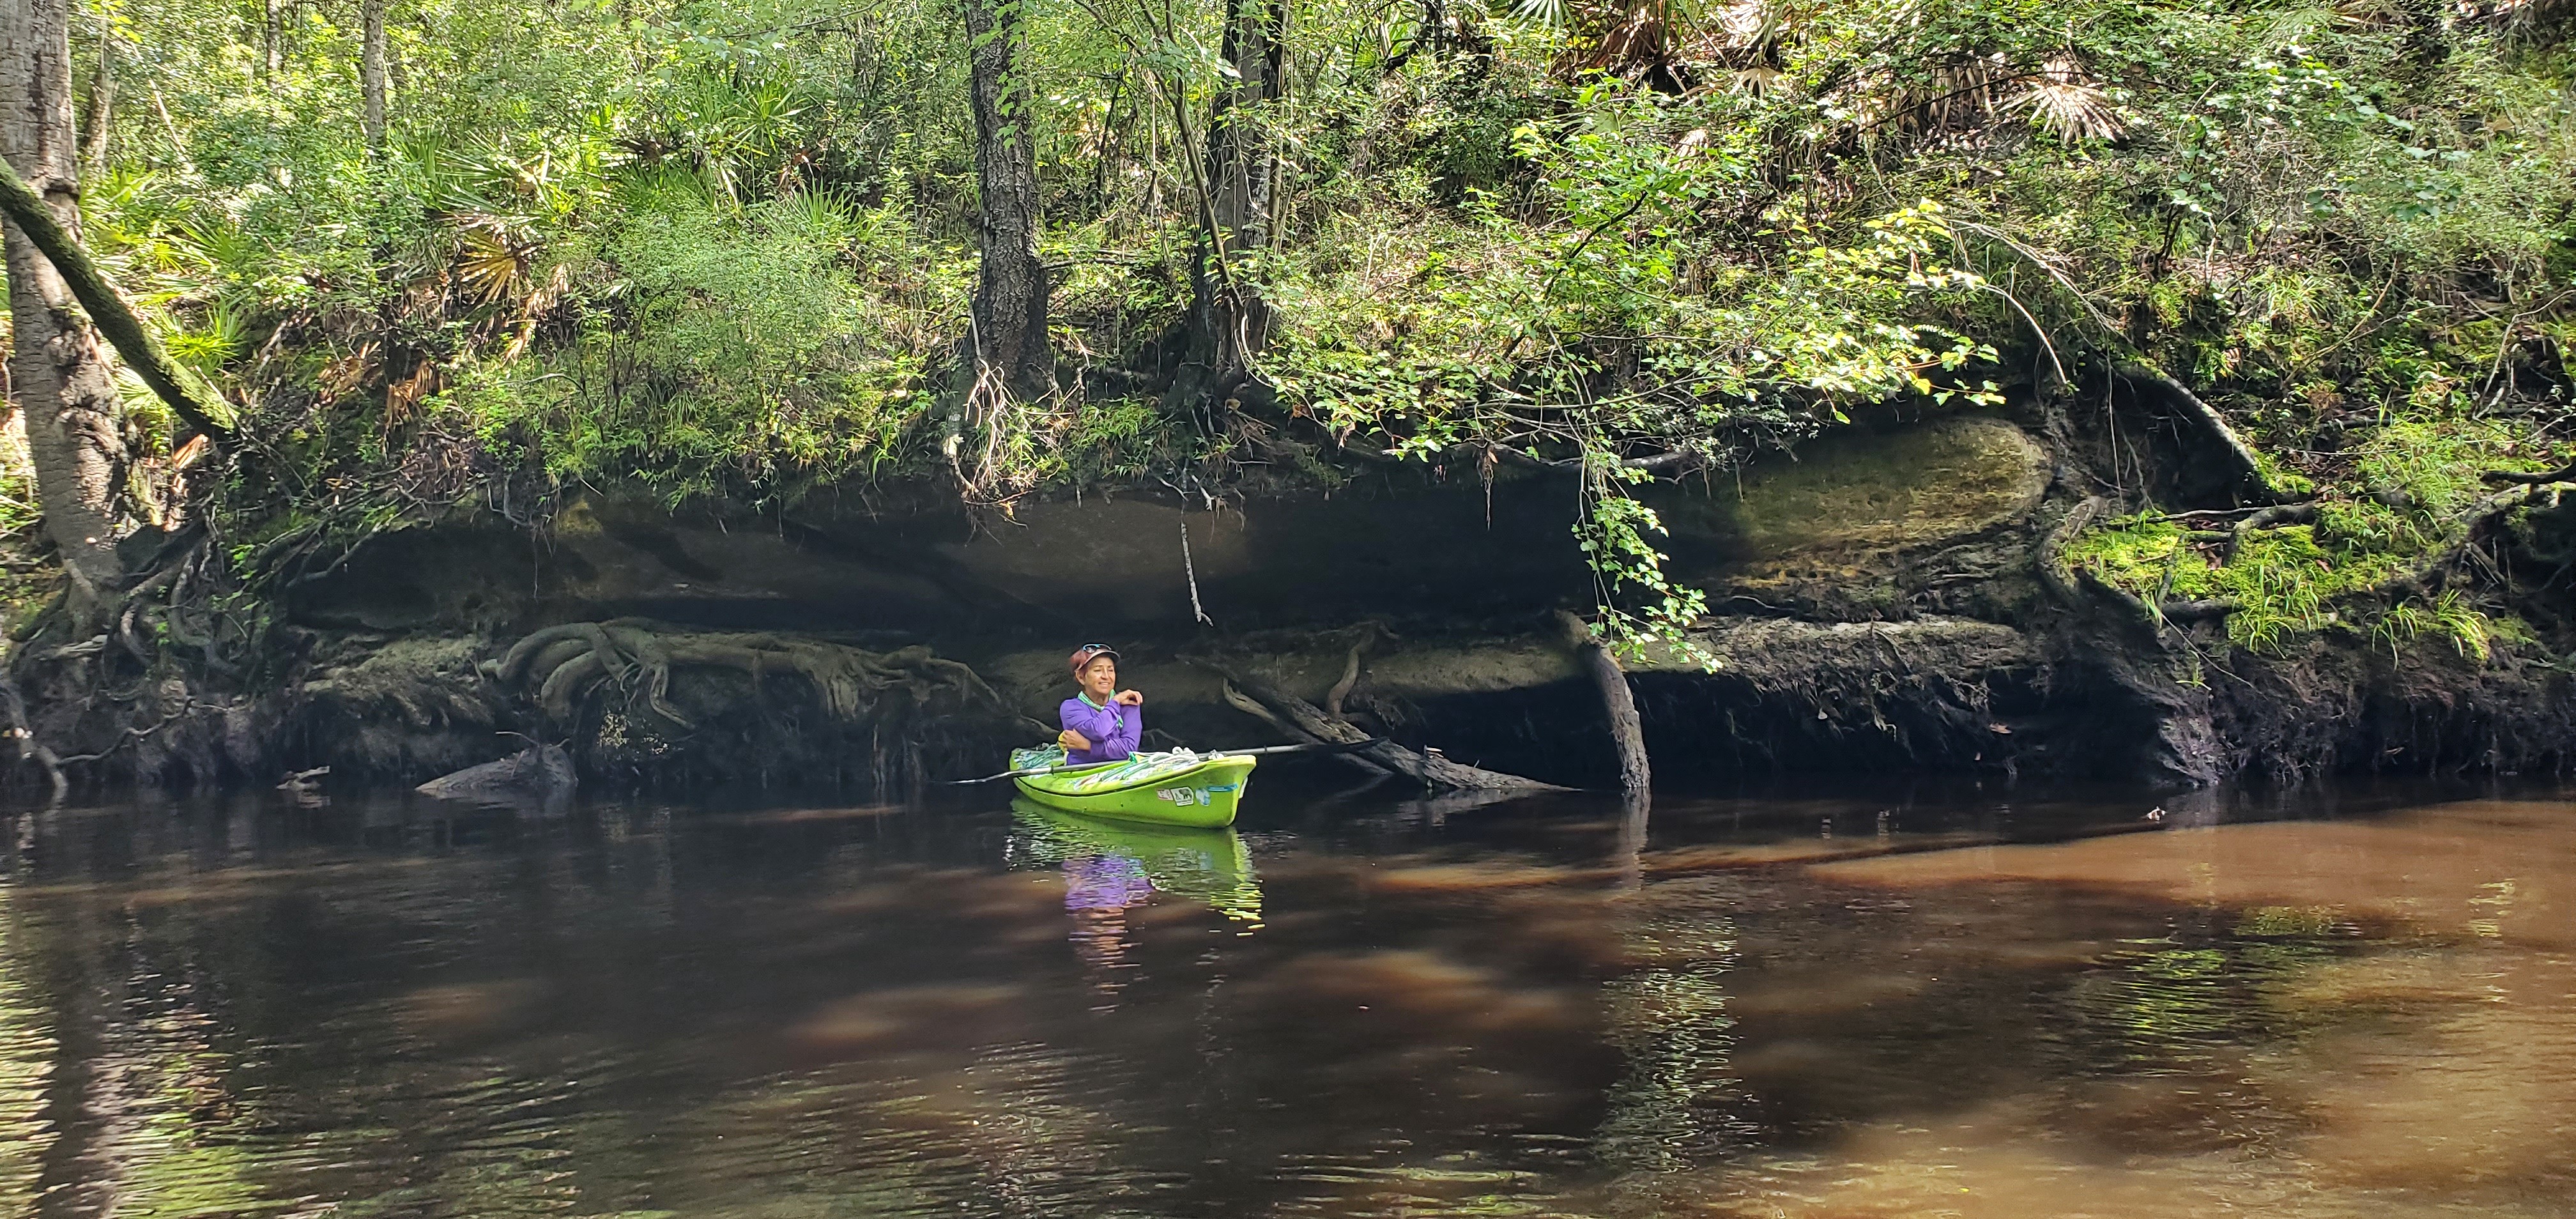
[2009, 56, 2124, 142]
[454, 216, 536, 308]
[1514, 0, 1570, 26]
[1731, 65, 1786, 95]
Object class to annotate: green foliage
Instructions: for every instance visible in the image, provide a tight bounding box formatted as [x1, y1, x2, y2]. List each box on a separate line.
[526, 187, 954, 502]
[48, 0, 2576, 661]
[2066, 505, 2530, 661]
[1255, 83, 2002, 647]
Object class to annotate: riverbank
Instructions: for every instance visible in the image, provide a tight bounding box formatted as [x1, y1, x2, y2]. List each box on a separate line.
[20, 391, 2565, 799]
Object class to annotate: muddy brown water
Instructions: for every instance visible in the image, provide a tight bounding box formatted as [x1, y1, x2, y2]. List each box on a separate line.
[0, 779, 2570, 1217]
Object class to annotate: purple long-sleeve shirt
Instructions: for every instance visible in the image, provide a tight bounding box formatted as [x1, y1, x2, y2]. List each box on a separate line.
[1059, 695, 1142, 765]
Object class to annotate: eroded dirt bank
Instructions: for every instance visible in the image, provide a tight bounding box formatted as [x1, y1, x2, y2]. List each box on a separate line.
[63, 395, 2557, 799]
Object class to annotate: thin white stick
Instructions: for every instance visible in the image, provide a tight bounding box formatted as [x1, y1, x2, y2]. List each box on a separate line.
[1181, 516, 1212, 624]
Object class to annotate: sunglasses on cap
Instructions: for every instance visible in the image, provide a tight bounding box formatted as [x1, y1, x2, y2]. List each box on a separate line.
[1068, 643, 1121, 675]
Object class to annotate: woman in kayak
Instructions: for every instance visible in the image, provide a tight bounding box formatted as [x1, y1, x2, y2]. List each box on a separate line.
[1058, 643, 1144, 763]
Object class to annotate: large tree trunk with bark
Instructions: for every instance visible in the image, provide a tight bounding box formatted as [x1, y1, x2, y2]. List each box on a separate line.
[360, 0, 387, 149]
[1, 0, 130, 604]
[1162, 0, 1284, 420]
[960, 0, 1051, 405]
[1206, 0, 1284, 249]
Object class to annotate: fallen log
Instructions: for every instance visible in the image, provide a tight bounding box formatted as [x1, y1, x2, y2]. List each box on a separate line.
[0, 152, 233, 443]
[1211, 670, 1564, 792]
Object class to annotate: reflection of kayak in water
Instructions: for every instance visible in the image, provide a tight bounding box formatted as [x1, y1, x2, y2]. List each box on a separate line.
[1009, 797, 1261, 923]
[1008, 746, 1255, 827]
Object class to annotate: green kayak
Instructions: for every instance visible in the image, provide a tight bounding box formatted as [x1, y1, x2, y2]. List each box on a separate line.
[1009, 745, 1257, 827]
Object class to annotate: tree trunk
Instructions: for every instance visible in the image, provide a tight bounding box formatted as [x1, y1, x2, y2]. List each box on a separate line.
[960, 0, 1050, 404]
[1162, 0, 1284, 420]
[75, 22, 108, 177]
[1206, 0, 1284, 249]
[263, 0, 285, 85]
[1, 0, 130, 604]
[360, 0, 387, 150]
[1555, 610, 1652, 793]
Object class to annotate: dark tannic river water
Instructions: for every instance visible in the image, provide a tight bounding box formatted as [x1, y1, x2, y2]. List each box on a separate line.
[0, 776, 2570, 1218]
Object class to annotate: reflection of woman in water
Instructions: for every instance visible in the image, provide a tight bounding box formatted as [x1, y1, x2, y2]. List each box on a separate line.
[1064, 852, 1153, 912]
[1062, 853, 1153, 1004]
[1009, 796, 1265, 1009]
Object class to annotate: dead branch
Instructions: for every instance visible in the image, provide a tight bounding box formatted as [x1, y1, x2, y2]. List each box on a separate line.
[1220, 680, 1384, 777]
[1210, 667, 1564, 792]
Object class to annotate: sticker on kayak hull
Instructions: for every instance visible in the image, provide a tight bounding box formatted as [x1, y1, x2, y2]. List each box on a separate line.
[1158, 786, 1230, 806]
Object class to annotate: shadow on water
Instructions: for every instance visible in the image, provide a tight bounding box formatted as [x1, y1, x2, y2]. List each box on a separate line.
[0, 775, 2568, 1216]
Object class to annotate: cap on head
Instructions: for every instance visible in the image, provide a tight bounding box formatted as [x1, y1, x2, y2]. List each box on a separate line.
[1068, 643, 1121, 677]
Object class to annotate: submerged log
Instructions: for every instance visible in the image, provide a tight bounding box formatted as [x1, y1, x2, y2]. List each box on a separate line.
[418, 742, 575, 802]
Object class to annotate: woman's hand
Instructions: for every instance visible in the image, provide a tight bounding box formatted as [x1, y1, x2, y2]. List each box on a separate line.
[1114, 689, 1143, 707]
[1058, 728, 1092, 751]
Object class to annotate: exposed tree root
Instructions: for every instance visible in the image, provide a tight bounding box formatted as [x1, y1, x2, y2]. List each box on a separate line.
[1323, 621, 1392, 718]
[2485, 462, 2576, 487]
[475, 620, 1016, 793]
[0, 517, 272, 794]
[0, 668, 68, 801]
[2224, 502, 2317, 562]
[2345, 479, 2576, 604]
[494, 619, 1005, 730]
[2115, 362, 2303, 503]
[2037, 496, 2109, 606]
